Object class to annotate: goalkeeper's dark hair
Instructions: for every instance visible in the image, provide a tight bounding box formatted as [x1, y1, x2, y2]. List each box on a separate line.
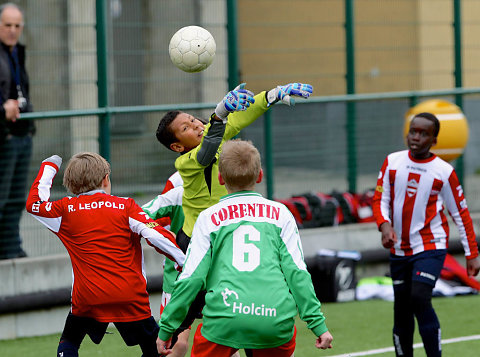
[413, 112, 440, 137]
[156, 111, 182, 150]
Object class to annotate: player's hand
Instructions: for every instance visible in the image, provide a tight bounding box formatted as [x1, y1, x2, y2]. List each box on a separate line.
[157, 337, 172, 355]
[42, 155, 63, 169]
[315, 331, 333, 349]
[466, 257, 480, 277]
[214, 83, 255, 120]
[267, 82, 313, 106]
[380, 222, 397, 249]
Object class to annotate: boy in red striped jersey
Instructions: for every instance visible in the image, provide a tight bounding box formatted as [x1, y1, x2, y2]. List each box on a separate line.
[372, 112, 480, 357]
[26, 153, 185, 357]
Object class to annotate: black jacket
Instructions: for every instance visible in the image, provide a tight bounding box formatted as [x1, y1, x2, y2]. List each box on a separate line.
[0, 42, 34, 142]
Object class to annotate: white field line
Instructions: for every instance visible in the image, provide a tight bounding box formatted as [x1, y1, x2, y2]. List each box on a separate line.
[328, 334, 480, 357]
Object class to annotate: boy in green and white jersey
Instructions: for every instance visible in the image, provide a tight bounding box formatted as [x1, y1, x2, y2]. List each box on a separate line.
[142, 184, 184, 300]
[142, 183, 189, 357]
[157, 140, 333, 357]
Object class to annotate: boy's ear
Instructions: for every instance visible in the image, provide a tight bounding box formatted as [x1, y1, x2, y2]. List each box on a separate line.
[431, 137, 437, 147]
[170, 142, 184, 153]
[256, 169, 263, 184]
[101, 174, 110, 188]
[218, 172, 225, 186]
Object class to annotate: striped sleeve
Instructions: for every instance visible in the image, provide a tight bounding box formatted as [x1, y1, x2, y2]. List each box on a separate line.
[26, 161, 64, 233]
[372, 156, 391, 230]
[443, 170, 479, 259]
[127, 200, 186, 267]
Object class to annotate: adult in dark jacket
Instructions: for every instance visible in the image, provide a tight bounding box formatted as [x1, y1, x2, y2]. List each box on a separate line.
[0, 3, 34, 259]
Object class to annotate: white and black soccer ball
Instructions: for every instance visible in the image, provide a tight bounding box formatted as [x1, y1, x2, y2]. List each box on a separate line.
[169, 26, 216, 73]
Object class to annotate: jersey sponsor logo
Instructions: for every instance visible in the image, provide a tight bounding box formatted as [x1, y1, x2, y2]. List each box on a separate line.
[221, 287, 276, 317]
[408, 166, 426, 173]
[45, 202, 53, 211]
[67, 201, 125, 212]
[406, 178, 418, 197]
[375, 185, 383, 193]
[211, 203, 280, 226]
[221, 288, 238, 306]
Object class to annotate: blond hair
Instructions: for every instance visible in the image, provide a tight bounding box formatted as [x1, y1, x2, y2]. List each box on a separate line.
[219, 139, 261, 192]
[63, 152, 111, 195]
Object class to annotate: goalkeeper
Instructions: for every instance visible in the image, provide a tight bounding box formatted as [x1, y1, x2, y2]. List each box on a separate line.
[155, 82, 313, 347]
[157, 139, 333, 356]
[155, 82, 313, 252]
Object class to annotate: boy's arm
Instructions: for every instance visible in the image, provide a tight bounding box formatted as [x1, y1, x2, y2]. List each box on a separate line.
[372, 157, 398, 249]
[279, 210, 329, 338]
[158, 214, 212, 341]
[142, 186, 182, 221]
[372, 156, 392, 228]
[128, 201, 186, 267]
[142, 186, 184, 237]
[225, 82, 314, 140]
[25, 155, 65, 232]
[196, 83, 255, 166]
[196, 116, 226, 166]
[442, 169, 479, 261]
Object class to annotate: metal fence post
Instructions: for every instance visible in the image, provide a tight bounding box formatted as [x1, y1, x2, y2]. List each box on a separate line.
[227, 0, 239, 90]
[453, 0, 464, 185]
[264, 110, 274, 199]
[96, 0, 110, 161]
[345, 0, 357, 193]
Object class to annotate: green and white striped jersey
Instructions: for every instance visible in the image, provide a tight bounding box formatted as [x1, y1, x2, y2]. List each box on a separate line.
[158, 191, 328, 349]
[142, 186, 184, 294]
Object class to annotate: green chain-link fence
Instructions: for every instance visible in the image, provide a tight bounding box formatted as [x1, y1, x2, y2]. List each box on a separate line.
[2, 0, 480, 257]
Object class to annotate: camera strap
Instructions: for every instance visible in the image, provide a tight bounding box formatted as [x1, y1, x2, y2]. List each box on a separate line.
[8, 46, 25, 101]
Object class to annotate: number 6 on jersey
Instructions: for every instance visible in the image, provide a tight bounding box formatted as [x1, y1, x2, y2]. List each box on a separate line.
[232, 225, 260, 271]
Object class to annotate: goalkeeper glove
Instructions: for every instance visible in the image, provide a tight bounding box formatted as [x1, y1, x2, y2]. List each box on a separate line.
[267, 83, 313, 107]
[42, 155, 62, 169]
[214, 83, 255, 121]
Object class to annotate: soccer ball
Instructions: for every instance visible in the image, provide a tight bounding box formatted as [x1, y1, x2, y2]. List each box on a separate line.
[169, 26, 216, 73]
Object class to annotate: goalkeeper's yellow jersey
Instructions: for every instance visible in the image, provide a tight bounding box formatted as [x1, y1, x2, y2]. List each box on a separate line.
[175, 91, 269, 237]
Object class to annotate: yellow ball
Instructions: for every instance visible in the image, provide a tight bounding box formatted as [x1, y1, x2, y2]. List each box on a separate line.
[404, 99, 469, 162]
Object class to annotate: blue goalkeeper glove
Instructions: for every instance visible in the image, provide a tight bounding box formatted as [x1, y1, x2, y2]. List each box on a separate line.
[42, 155, 62, 169]
[267, 83, 313, 107]
[214, 83, 255, 121]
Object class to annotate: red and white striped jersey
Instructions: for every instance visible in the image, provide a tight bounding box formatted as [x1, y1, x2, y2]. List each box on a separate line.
[26, 160, 185, 322]
[372, 150, 478, 259]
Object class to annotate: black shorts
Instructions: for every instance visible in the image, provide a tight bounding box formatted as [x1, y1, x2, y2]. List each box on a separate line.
[60, 313, 159, 350]
[390, 249, 447, 288]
